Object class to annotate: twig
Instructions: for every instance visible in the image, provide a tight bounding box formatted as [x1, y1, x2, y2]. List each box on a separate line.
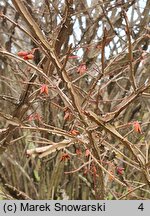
[121, 10, 137, 90]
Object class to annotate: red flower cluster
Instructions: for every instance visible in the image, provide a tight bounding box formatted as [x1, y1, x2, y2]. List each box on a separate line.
[64, 108, 73, 121]
[69, 129, 80, 135]
[17, 51, 34, 60]
[40, 84, 49, 95]
[85, 149, 90, 157]
[28, 113, 41, 121]
[133, 121, 142, 134]
[77, 63, 87, 75]
[76, 148, 82, 155]
[116, 166, 124, 175]
[60, 153, 70, 162]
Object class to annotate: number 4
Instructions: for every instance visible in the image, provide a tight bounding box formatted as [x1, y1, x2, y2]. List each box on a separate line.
[138, 203, 144, 211]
